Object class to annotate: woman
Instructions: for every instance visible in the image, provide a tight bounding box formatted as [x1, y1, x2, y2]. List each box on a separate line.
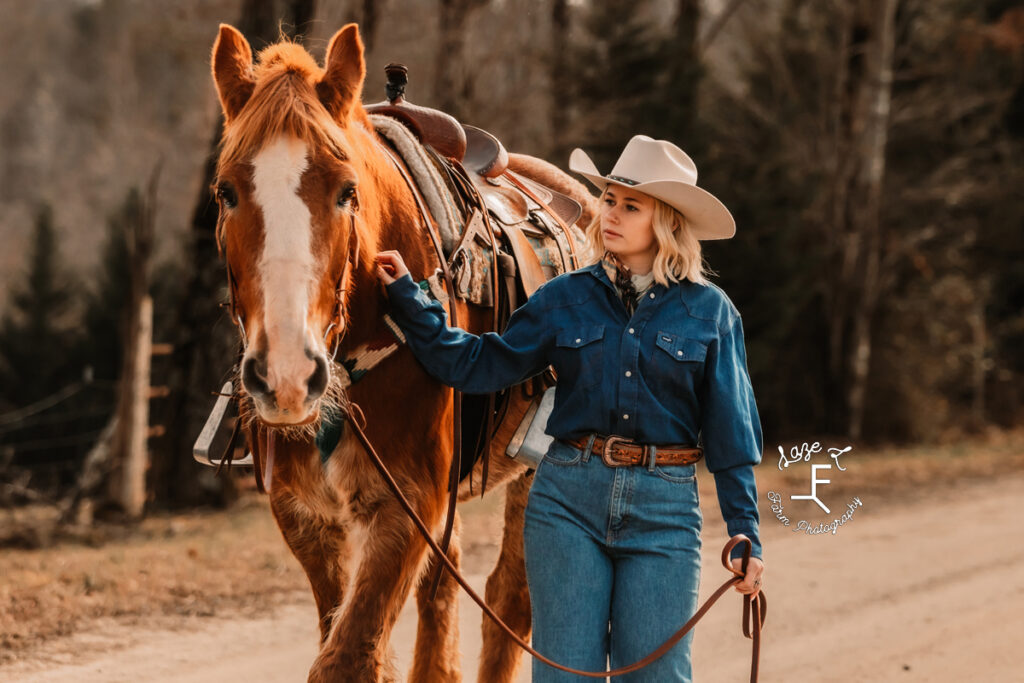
[377, 135, 764, 682]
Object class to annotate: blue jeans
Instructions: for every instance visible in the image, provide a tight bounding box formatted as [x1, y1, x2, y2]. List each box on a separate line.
[524, 438, 703, 682]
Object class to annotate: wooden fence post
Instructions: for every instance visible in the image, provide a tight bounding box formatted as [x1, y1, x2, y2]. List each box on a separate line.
[120, 295, 153, 518]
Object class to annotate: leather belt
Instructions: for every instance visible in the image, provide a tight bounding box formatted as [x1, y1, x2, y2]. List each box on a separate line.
[562, 434, 704, 468]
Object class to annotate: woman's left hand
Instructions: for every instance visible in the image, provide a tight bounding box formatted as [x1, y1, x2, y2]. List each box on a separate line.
[376, 250, 410, 286]
[730, 556, 764, 598]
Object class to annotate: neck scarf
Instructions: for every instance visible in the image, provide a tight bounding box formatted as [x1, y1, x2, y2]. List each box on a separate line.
[602, 252, 654, 317]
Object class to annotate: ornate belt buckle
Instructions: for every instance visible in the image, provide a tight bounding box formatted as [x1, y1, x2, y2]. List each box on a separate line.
[601, 435, 629, 467]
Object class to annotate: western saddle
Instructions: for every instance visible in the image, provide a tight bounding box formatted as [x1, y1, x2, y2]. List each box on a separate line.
[366, 63, 583, 298]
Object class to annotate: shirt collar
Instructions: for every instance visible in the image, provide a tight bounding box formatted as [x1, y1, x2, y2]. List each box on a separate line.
[579, 260, 670, 298]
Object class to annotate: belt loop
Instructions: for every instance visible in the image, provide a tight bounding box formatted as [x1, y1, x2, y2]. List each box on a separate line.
[582, 434, 596, 463]
[647, 445, 657, 471]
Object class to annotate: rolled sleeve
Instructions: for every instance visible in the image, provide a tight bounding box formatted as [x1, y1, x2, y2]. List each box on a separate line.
[700, 315, 764, 560]
[384, 273, 553, 394]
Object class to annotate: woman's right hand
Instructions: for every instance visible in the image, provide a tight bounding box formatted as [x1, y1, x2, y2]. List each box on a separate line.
[376, 250, 410, 286]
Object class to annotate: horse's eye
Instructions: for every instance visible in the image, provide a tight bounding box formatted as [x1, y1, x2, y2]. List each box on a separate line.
[216, 181, 238, 209]
[336, 184, 357, 209]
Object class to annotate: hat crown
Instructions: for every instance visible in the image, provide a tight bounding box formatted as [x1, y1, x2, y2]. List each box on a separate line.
[608, 135, 698, 187]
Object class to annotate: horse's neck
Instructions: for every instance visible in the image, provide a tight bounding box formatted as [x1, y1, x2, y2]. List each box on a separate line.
[340, 129, 434, 354]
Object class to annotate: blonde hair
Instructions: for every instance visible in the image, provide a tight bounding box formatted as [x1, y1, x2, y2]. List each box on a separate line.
[582, 192, 713, 287]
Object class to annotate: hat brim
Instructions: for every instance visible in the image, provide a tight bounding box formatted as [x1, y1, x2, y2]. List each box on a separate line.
[569, 148, 736, 240]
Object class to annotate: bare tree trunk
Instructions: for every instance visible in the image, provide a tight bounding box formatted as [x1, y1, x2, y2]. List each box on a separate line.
[820, 0, 897, 439]
[843, 0, 898, 440]
[699, 0, 745, 54]
[342, 0, 386, 53]
[823, 0, 856, 435]
[108, 167, 158, 517]
[434, 0, 488, 119]
[669, 0, 700, 143]
[968, 273, 989, 431]
[549, 0, 570, 160]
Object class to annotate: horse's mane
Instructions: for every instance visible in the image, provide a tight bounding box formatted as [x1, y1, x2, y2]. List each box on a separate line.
[216, 42, 357, 174]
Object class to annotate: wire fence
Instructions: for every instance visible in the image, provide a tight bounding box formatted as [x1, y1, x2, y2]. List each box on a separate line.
[0, 379, 119, 500]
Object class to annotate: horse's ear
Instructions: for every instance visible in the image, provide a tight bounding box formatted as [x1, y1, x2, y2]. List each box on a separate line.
[317, 24, 366, 123]
[212, 23, 255, 122]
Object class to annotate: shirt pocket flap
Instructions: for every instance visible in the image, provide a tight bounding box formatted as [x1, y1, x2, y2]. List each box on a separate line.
[556, 324, 605, 348]
[655, 331, 708, 362]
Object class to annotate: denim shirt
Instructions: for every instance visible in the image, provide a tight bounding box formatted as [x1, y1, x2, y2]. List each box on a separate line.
[385, 263, 764, 560]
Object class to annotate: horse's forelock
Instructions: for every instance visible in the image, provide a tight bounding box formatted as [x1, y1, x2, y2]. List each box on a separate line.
[216, 43, 358, 175]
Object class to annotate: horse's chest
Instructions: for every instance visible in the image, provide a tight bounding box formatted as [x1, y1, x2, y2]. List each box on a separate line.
[284, 439, 384, 543]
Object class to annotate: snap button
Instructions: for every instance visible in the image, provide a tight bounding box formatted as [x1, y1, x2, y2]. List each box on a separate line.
[575, 338, 581, 344]
[628, 328, 635, 334]
[677, 350, 684, 357]
[625, 371, 632, 377]
[649, 292, 655, 299]
[623, 413, 630, 420]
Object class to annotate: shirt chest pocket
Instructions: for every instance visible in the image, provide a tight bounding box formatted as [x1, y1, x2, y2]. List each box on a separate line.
[554, 324, 605, 389]
[654, 331, 708, 364]
[649, 331, 708, 396]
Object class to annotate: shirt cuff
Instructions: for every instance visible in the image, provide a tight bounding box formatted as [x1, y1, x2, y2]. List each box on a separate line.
[727, 526, 762, 562]
[713, 463, 763, 561]
[385, 273, 432, 318]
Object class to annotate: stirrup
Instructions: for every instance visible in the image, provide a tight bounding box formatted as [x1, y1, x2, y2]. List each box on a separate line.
[193, 381, 252, 467]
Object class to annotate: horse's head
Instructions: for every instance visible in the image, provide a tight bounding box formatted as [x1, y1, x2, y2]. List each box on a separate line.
[210, 24, 374, 428]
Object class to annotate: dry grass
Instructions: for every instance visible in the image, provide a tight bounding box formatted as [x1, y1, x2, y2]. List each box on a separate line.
[0, 496, 307, 663]
[1, 427, 1022, 665]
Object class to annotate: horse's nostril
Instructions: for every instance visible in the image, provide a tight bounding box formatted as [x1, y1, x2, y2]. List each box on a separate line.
[306, 355, 329, 402]
[241, 355, 271, 398]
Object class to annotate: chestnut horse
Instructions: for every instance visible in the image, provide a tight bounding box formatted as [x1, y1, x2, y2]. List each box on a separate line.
[210, 23, 595, 683]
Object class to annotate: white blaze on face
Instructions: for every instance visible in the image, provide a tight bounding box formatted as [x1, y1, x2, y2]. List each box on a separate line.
[252, 136, 317, 412]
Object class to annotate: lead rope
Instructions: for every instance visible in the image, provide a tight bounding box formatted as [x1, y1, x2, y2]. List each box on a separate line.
[342, 400, 766, 680]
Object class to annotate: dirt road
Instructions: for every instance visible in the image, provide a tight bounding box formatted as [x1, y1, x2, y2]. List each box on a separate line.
[4, 472, 1022, 682]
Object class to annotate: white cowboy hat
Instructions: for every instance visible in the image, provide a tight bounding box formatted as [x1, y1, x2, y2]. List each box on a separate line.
[569, 135, 736, 240]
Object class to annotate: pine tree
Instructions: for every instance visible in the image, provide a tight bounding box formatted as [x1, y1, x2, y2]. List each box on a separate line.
[82, 190, 136, 384]
[563, 1, 701, 169]
[0, 205, 81, 408]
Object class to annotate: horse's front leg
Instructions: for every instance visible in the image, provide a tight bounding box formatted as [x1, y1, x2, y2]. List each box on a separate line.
[478, 471, 533, 683]
[410, 512, 462, 682]
[269, 492, 348, 642]
[308, 498, 436, 683]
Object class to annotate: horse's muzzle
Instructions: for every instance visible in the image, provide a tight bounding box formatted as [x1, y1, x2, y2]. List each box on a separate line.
[242, 351, 330, 422]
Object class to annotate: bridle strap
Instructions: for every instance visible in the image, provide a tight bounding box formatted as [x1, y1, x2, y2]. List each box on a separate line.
[324, 213, 361, 360]
[342, 399, 766, 680]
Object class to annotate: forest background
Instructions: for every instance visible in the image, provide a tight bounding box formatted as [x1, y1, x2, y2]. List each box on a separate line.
[0, 0, 1020, 512]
